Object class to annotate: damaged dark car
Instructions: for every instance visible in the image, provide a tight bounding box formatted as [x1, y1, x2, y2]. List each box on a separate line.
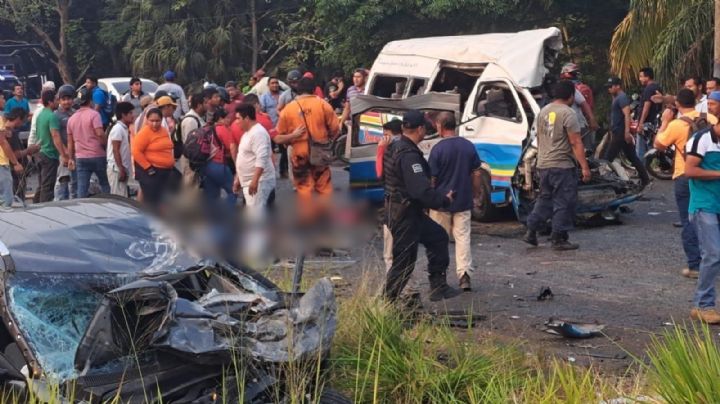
[0, 199, 345, 403]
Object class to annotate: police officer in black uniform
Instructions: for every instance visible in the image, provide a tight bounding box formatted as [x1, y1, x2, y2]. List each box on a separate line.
[383, 110, 461, 303]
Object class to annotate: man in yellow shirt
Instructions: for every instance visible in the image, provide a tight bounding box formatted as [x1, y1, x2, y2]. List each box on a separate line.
[0, 108, 27, 210]
[655, 89, 718, 279]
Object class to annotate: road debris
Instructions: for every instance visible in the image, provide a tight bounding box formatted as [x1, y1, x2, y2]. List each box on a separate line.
[537, 286, 554, 301]
[544, 318, 605, 339]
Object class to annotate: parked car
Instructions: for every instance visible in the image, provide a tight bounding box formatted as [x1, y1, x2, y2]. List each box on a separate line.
[0, 198, 346, 403]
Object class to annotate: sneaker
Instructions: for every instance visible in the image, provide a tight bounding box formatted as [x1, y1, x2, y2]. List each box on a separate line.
[459, 274, 472, 292]
[522, 230, 538, 246]
[0, 206, 13, 213]
[681, 268, 699, 279]
[551, 240, 579, 251]
[690, 307, 720, 324]
[429, 284, 462, 302]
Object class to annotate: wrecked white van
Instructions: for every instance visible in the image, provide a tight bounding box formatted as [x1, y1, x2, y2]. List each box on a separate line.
[349, 28, 641, 221]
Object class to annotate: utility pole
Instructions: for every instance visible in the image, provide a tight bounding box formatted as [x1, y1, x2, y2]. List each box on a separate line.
[715, 0, 720, 77]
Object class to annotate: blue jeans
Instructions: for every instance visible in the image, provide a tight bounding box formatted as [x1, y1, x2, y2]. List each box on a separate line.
[692, 210, 720, 309]
[54, 170, 77, 201]
[202, 161, 237, 206]
[674, 176, 701, 270]
[76, 157, 110, 198]
[0, 165, 13, 207]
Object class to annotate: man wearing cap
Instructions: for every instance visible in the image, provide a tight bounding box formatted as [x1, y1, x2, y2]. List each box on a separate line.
[157, 70, 188, 120]
[157, 96, 177, 133]
[382, 109, 460, 303]
[684, 106, 720, 324]
[277, 70, 302, 113]
[523, 80, 591, 250]
[655, 89, 718, 280]
[605, 76, 651, 187]
[85, 76, 112, 129]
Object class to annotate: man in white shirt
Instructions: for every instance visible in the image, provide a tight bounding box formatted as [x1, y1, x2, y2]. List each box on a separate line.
[106, 102, 134, 197]
[27, 81, 56, 146]
[232, 103, 275, 209]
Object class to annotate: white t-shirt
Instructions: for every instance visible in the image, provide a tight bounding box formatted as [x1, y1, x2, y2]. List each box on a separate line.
[571, 89, 588, 128]
[235, 123, 276, 187]
[106, 121, 131, 172]
[696, 95, 708, 113]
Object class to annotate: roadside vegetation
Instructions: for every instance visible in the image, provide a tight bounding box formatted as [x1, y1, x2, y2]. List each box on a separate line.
[5, 267, 720, 403]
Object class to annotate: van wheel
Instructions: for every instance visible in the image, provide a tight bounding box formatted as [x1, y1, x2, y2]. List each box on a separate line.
[472, 170, 496, 222]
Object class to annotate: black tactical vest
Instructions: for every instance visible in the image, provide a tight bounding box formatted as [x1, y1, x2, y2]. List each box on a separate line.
[383, 137, 419, 203]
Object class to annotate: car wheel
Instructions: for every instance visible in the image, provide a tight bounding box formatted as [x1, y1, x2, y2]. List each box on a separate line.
[334, 135, 349, 164]
[471, 170, 497, 222]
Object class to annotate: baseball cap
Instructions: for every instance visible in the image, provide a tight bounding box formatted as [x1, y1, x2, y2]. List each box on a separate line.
[42, 81, 56, 91]
[156, 96, 177, 107]
[287, 69, 302, 82]
[163, 70, 176, 81]
[604, 76, 622, 88]
[402, 110, 425, 129]
[225, 80, 237, 88]
[303, 72, 315, 80]
[153, 90, 169, 100]
[57, 84, 75, 98]
[709, 91, 720, 102]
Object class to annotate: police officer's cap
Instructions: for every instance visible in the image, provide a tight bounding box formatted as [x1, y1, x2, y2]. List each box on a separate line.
[402, 109, 425, 129]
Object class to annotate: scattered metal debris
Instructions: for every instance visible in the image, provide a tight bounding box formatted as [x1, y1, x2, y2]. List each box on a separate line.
[537, 286, 554, 301]
[544, 318, 605, 339]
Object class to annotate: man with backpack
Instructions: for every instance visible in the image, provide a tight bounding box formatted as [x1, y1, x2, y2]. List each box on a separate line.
[85, 76, 115, 130]
[655, 89, 718, 280]
[179, 92, 207, 187]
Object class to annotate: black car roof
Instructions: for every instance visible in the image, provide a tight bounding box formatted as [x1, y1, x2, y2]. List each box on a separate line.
[0, 199, 197, 274]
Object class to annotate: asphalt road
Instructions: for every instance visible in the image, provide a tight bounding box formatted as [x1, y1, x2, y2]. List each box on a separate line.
[290, 167, 699, 373]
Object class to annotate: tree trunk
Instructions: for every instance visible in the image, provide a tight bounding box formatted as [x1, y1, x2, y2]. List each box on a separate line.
[250, 0, 258, 73]
[56, 0, 72, 84]
[715, 0, 720, 77]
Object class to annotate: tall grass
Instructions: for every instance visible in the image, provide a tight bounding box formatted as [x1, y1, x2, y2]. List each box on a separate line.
[646, 321, 720, 403]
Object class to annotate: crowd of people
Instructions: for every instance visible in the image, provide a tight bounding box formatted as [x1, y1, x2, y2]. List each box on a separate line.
[2, 62, 720, 322]
[0, 67, 369, 217]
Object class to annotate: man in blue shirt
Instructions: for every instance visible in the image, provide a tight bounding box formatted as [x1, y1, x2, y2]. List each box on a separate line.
[3, 83, 29, 115]
[685, 118, 720, 324]
[428, 111, 482, 291]
[85, 75, 110, 128]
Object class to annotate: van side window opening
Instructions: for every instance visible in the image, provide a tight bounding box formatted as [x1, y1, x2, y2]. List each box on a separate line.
[370, 76, 408, 98]
[474, 83, 521, 122]
[408, 79, 426, 96]
[430, 68, 476, 110]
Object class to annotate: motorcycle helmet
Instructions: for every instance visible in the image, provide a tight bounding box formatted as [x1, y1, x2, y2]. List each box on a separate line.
[560, 62, 580, 79]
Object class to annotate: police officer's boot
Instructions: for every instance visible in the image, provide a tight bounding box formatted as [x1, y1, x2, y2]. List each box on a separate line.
[550, 231, 578, 251]
[522, 229, 538, 246]
[428, 272, 462, 302]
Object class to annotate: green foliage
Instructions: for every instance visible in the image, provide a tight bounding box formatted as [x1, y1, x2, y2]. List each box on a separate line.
[611, 0, 713, 89]
[646, 322, 720, 403]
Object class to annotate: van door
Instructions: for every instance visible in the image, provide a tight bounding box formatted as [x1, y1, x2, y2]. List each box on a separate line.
[460, 63, 529, 195]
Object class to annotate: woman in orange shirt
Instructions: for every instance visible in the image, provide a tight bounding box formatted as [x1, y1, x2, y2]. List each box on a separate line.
[132, 108, 180, 206]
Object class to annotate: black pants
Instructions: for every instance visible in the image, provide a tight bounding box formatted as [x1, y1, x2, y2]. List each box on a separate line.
[606, 131, 651, 184]
[526, 168, 577, 235]
[278, 145, 289, 176]
[384, 204, 450, 301]
[135, 164, 181, 207]
[35, 154, 59, 203]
